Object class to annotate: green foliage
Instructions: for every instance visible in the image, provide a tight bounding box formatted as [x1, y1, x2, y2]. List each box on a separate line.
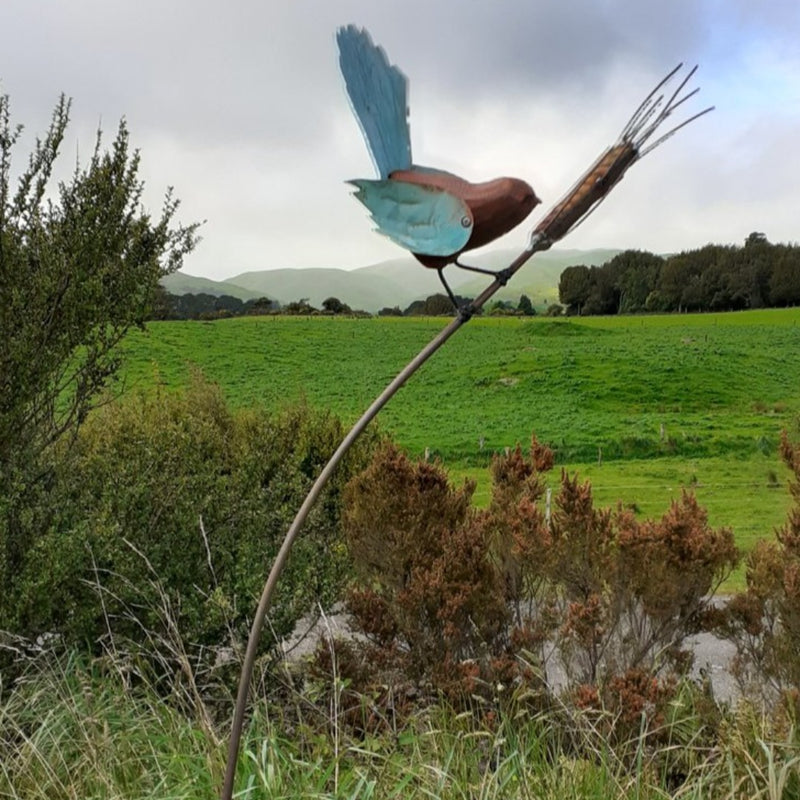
[613, 251, 664, 313]
[321, 296, 351, 315]
[404, 293, 460, 315]
[488, 299, 519, 316]
[561, 236, 800, 316]
[0, 91, 198, 601]
[518, 293, 536, 316]
[3, 376, 380, 674]
[151, 288, 280, 320]
[283, 298, 318, 314]
[559, 264, 592, 314]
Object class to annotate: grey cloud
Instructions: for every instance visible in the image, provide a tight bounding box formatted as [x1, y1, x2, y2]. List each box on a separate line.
[1, 0, 797, 276]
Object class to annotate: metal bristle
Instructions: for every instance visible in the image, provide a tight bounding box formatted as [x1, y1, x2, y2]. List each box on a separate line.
[637, 105, 715, 157]
[620, 62, 684, 140]
[621, 63, 712, 155]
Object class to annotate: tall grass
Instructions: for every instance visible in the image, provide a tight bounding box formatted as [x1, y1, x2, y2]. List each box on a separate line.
[2, 651, 798, 799]
[0, 653, 220, 798]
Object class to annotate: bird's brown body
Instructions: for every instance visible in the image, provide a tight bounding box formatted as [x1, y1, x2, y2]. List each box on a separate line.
[389, 169, 540, 268]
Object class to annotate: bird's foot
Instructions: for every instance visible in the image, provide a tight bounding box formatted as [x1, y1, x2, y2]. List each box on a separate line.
[457, 302, 475, 322]
[454, 259, 513, 286]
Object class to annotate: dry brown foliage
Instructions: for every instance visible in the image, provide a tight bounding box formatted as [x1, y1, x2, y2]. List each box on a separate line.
[725, 432, 800, 703]
[320, 438, 738, 721]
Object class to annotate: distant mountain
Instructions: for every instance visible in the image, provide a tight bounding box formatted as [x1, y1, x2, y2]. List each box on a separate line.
[160, 272, 266, 301]
[163, 247, 620, 312]
[227, 267, 404, 312]
[433, 247, 621, 307]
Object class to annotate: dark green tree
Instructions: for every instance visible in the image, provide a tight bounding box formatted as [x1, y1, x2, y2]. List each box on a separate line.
[488, 299, 517, 316]
[284, 298, 318, 314]
[518, 294, 536, 316]
[244, 296, 277, 315]
[658, 253, 699, 311]
[404, 294, 460, 316]
[214, 294, 244, 315]
[612, 250, 664, 313]
[730, 236, 773, 309]
[745, 231, 768, 248]
[558, 264, 591, 314]
[424, 293, 458, 315]
[148, 285, 179, 320]
[0, 92, 198, 596]
[583, 263, 622, 315]
[769, 246, 800, 307]
[322, 296, 351, 314]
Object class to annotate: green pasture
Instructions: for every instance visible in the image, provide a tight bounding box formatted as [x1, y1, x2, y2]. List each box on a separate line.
[119, 308, 800, 587]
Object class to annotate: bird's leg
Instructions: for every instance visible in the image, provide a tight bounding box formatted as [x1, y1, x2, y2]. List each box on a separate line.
[437, 268, 460, 309]
[436, 268, 474, 319]
[454, 258, 514, 286]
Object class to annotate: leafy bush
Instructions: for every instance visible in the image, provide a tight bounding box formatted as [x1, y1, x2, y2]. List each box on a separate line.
[342, 444, 512, 696]
[0, 92, 198, 600]
[2, 375, 380, 680]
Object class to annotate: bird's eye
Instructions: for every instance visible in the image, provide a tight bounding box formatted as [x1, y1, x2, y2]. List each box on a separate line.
[461, 216, 472, 228]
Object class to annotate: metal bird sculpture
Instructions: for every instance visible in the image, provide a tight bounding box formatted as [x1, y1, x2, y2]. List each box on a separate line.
[221, 38, 713, 800]
[337, 25, 541, 306]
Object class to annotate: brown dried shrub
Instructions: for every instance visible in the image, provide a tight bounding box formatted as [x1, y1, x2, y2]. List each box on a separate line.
[725, 432, 800, 702]
[336, 436, 737, 713]
[341, 443, 515, 699]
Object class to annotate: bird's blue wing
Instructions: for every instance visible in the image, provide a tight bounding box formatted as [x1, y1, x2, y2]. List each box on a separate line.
[337, 25, 412, 179]
[349, 179, 473, 256]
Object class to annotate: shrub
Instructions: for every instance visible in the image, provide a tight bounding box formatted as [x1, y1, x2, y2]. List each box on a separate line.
[342, 443, 511, 689]
[2, 375, 380, 681]
[333, 438, 738, 717]
[725, 432, 800, 704]
[0, 92, 198, 602]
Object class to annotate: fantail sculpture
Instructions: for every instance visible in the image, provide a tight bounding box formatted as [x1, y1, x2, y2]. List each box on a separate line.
[221, 34, 713, 800]
[337, 25, 541, 304]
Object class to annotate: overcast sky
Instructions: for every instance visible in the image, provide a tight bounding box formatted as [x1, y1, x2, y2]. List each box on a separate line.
[2, 0, 798, 279]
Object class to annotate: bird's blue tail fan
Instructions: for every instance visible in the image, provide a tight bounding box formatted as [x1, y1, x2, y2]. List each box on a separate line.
[337, 25, 412, 179]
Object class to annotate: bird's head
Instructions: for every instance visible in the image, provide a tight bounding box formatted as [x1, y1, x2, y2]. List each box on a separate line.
[462, 176, 541, 252]
[506, 177, 541, 217]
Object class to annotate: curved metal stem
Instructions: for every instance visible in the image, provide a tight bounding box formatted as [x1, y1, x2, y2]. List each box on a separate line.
[220, 59, 714, 789]
[220, 235, 547, 799]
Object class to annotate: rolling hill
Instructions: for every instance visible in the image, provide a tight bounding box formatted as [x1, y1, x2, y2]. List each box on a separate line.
[160, 272, 265, 301]
[161, 247, 621, 311]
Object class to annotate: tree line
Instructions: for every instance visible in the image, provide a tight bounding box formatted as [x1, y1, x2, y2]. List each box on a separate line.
[558, 233, 800, 316]
[152, 288, 542, 319]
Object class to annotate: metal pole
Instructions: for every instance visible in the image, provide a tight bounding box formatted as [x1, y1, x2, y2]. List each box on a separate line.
[221, 61, 712, 794]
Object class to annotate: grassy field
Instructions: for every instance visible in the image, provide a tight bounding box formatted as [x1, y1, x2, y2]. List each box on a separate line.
[5, 309, 800, 799]
[119, 308, 800, 586]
